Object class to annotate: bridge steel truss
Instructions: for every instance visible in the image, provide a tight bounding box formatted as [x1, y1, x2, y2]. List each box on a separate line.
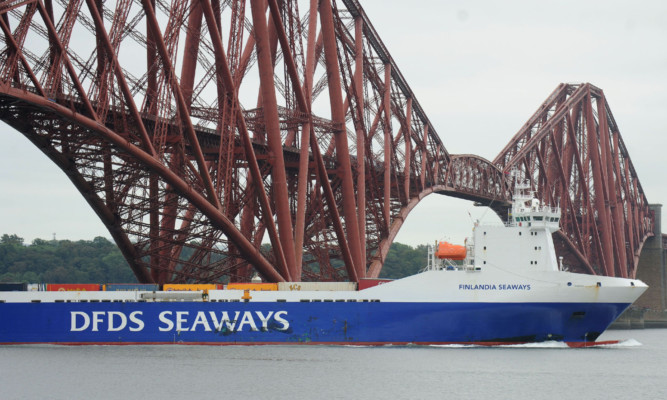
[494, 83, 653, 278]
[0, 0, 651, 282]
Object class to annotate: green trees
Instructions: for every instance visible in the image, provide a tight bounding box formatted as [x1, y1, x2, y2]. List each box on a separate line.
[380, 243, 429, 279]
[0, 235, 136, 283]
[0, 233, 430, 283]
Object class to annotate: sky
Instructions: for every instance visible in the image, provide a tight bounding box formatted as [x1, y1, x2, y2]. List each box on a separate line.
[0, 0, 665, 248]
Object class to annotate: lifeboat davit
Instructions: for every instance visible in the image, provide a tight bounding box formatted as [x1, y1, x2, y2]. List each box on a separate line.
[435, 241, 466, 260]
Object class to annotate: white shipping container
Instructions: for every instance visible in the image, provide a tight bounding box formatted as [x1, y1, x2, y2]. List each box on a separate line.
[278, 282, 357, 291]
[27, 283, 46, 291]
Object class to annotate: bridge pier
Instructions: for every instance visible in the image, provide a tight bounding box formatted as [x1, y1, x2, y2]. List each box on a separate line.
[612, 204, 667, 328]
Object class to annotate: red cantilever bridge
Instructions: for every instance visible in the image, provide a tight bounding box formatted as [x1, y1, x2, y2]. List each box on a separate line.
[0, 0, 654, 283]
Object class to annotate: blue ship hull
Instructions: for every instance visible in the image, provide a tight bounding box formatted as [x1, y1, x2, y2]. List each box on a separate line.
[0, 301, 630, 345]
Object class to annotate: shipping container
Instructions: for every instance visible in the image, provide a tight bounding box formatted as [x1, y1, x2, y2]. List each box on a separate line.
[163, 284, 217, 292]
[226, 283, 278, 291]
[27, 283, 46, 292]
[277, 282, 357, 291]
[104, 283, 160, 292]
[46, 283, 101, 291]
[358, 278, 393, 290]
[0, 282, 27, 291]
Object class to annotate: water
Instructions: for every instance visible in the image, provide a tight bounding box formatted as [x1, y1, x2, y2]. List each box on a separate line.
[1, 329, 666, 400]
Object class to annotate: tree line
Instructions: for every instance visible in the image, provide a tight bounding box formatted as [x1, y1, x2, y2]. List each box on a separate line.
[0, 234, 428, 283]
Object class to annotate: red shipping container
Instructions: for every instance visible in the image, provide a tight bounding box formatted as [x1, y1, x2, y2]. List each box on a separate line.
[46, 283, 101, 292]
[358, 278, 393, 290]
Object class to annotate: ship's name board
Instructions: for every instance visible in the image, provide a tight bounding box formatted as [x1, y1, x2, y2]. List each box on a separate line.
[70, 310, 290, 333]
[458, 284, 531, 290]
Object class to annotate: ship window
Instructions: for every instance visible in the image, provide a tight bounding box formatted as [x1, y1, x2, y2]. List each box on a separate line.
[567, 282, 572, 286]
[530, 261, 533, 265]
[597, 282, 602, 287]
[519, 232, 522, 236]
[277, 299, 286, 302]
[335, 299, 345, 302]
[31, 300, 41, 303]
[483, 261, 486, 264]
[555, 218, 559, 222]
[534, 216, 543, 221]
[300, 299, 310, 302]
[55, 299, 64, 303]
[483, 246, 487, 250]
[347, 299, 357, 302]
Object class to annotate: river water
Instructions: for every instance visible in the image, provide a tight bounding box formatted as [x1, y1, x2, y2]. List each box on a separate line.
[1, 329, 665, 400]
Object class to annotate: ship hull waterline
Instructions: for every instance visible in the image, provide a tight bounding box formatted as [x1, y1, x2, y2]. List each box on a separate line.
[0, 300, 631, 346]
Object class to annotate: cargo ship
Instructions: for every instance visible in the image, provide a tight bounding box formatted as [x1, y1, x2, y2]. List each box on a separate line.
[0, 178, 647, 346]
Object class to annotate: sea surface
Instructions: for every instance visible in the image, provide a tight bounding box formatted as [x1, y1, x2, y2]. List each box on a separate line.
[1, 329, 666, 400]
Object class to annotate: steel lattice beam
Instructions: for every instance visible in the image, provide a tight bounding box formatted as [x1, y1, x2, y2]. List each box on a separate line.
[0, 1, 653, 283]
[494, 83, 653, 278]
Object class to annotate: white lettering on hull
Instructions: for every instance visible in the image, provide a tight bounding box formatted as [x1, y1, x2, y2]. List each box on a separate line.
[70, 310, 289, 333]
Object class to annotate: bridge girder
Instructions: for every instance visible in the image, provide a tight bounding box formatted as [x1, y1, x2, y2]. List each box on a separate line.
[0, 1, 652, 282]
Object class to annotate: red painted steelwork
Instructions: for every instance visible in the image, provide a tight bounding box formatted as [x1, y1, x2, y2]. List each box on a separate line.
[494, 83, 653, 278]
[0, 2, 653, 283]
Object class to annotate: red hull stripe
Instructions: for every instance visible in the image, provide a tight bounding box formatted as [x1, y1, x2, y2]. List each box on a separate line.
[0, 340, 620, 347]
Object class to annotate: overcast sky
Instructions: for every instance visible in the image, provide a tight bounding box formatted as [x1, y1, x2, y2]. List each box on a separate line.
[0, 0, 665, 248]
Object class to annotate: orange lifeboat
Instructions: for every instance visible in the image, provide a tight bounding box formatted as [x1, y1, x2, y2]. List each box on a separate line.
[435, 241, 466, 260]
